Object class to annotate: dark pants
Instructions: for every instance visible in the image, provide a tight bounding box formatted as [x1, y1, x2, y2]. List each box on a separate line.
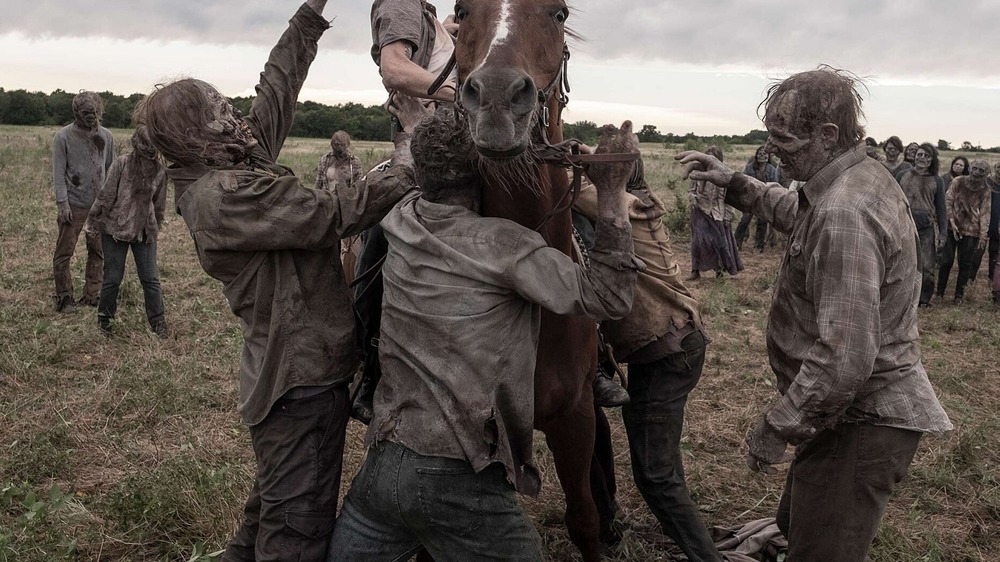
[734, 212, 767, 251]
[988, 231, 999, 282]
[915, 227, 936, 305]
[329, 440, 542, 562]
[621, 332, 722, 562]
[222, 386, 350, 562]
[53, 206, 103, 300]
[98, 233, 165, 327]
[776, 424, 920, 562]
[937, 232, 980, 299]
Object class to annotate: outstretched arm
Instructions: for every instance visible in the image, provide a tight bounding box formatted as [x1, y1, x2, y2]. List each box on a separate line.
[676, 150, 798, 233]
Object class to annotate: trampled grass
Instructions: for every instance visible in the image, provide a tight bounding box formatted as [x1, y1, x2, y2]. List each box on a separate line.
[1, 124, 997, 560]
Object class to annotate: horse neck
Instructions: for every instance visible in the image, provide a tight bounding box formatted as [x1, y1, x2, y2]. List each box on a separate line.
[480, 99, 574, 253]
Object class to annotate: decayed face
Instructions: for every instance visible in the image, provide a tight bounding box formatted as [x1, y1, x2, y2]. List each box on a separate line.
[914, 148, 932, 174]
[763, 92, 830, 182]
[905, 143, 919, 161]
[885, 143, 900, 160]
[994, 162, 1000, 178]
[969, 162, 989, 182]
[755, 147, 768, 163]
[202, 86, 257, 163]
[952, 159, 966, 175]
[331, 137, 348, 157]
[74, 101, 101, 130]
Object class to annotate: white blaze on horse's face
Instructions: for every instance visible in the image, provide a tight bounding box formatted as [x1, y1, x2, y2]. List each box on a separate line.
[479, 0, 513, 71]
[455, 0, 570, 158]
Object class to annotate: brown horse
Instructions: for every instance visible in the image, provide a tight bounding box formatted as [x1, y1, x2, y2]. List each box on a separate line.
[451, 1, 604, 560]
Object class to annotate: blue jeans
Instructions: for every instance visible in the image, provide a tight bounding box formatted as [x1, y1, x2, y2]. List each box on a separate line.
[98, 234, 164, 327]
[622, 332, 722, 561]
[327, 441, 542, 562]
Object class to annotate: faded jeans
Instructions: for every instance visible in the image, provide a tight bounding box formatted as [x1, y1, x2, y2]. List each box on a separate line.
[622, 332, 722, 562]
[222, 386, 350, 562]
[53, 205, 103, 300]
[776, 423, 920, 562]
[98, 233, 164, 327]
[327, 440, 542, 562]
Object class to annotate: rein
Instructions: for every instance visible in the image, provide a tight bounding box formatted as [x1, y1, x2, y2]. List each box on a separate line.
[427, 43, 640, 231]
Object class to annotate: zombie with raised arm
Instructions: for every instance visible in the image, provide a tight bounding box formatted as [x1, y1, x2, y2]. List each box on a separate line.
[133, 2, 416, 559]
[51, 91, 115, 313]
[677, 67, 951, 561]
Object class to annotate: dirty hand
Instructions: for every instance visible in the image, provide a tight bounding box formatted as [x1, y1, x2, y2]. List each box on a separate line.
[57, 203, 73, 225]
[674, 150, 735, 187]
[978, 237, 986, 251]
[388, 92, 433, 133]
[745, 416, 790, 475]
[586, 121, 640, 193]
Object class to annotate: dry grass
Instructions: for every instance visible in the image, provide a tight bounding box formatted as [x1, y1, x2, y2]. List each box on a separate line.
[1, 125, 997, 561]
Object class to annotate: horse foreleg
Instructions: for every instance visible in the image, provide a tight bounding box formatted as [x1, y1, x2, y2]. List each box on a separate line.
[542, 402, 602, 562]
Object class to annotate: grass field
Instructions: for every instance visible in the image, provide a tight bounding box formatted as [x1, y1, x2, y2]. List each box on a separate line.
[1, 124, 998, 561]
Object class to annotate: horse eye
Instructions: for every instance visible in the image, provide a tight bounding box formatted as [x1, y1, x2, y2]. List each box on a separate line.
[553, 7, 569, 24]
[454, 5, 467, 22]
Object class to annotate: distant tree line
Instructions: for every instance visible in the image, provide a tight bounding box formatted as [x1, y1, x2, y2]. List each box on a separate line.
[3, 89, 998, 152]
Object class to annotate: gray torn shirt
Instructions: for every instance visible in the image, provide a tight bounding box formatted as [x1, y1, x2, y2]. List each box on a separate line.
[369, 193, 638, 496]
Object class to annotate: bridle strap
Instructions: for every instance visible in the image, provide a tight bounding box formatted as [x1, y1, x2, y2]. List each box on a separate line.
[427, 49, 458, 98]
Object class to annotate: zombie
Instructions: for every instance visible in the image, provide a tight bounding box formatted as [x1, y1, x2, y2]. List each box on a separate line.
[577, 157, 723, 561]
[133, 2, 417, 559]
[86, 126, 168, 336]
[687, 146, 742, 279]
[896, 143, 946, 307]
[315, 130, 364, 283]
[327, 107, 639, 562]
[51, 91, 115, 312]
[677, 66, 952, 562]
[733, 145, 779, 253]
[938, 159, 992, 303]
[881, 135, 911, 178]
[988, 161, 1000, 283]
[940, 155, 970, 193]
[903, 141, 920, 166]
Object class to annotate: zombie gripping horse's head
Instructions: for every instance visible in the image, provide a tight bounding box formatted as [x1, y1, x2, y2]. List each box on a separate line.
[454, 0, 570, 158]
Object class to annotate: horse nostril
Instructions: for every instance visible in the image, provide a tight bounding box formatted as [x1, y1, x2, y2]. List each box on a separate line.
[510, 76, 536, 115]
[461, 76, 483, 111]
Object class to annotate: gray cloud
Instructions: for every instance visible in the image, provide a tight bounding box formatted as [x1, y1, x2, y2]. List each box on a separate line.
[3, 1, 998, 84]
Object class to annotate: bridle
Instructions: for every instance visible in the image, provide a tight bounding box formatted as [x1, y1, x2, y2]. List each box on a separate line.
[428, 43, 640, 231]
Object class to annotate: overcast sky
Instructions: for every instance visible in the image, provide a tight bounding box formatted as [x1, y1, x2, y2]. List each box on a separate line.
[3, 0, 998, 147]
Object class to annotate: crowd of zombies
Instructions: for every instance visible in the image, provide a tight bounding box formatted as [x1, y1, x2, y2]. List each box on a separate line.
[44, 1, 988, 561]
[688, 137, 1000, 307]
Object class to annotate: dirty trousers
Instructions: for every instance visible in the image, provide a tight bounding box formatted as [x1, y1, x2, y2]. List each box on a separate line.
[98, 233, 165, 327]
[222, 386, 349, 562]
[776, 423, 920, 562]
[53, 206, 103, 300]
[622, 331, 722, 562]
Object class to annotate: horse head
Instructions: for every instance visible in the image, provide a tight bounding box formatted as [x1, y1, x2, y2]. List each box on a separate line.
[453, 0, 570, 159]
